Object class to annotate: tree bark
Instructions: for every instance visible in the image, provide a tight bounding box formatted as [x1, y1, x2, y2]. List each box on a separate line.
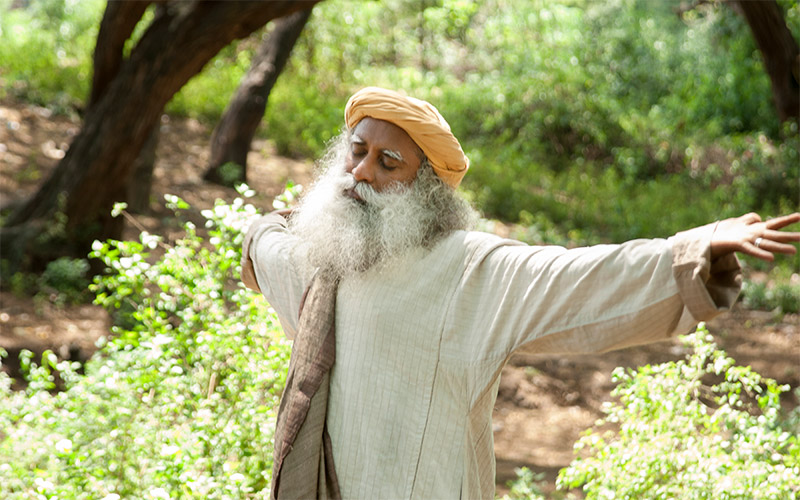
[90, 1, 153, 106]
[735, 0, 800, 124]
[2, 0, 320, 272]
[92, 2, 161, 215]
[204, 8, 313, 186]
[128, 126, 160, 214]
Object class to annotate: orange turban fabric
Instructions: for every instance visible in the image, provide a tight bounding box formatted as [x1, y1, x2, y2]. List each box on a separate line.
[344, 87, 469, 189]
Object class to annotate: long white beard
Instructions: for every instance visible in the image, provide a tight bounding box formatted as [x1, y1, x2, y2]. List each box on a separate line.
[289, 136, 475, 279]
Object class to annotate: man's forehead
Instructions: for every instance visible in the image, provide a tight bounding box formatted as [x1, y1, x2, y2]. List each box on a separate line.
[350, 117, 424, 159]
[351, 133, 406, 162]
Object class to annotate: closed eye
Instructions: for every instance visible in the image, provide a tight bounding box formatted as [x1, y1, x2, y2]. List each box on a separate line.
[380, 149, 404, 171]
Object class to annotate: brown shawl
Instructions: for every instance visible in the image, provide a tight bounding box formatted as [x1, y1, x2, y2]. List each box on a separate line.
[270, 271, 341, 499]
[240, 214, 341, 500]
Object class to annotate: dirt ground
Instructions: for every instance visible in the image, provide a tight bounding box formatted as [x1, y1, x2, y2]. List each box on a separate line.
[1, 99, 799, 497]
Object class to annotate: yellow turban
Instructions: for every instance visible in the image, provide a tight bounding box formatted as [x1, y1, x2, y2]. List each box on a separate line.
[344, 87, 469, 189]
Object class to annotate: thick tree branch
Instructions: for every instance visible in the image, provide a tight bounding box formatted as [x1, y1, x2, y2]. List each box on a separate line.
[735, 0, 800, 124]
[90, 1, 153, 106]
[206, 7, 314, 185]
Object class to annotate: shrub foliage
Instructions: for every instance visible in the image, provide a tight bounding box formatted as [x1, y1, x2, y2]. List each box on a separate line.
[555, 325, 800, 500]
[0, 192, 290, 499]
[503, 326, 800, 500]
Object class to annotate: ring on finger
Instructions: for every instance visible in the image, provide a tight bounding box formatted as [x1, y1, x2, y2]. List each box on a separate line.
[754, 237, 763, 248]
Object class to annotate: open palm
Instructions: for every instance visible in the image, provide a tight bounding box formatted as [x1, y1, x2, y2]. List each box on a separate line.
[710, 212, 800, 261]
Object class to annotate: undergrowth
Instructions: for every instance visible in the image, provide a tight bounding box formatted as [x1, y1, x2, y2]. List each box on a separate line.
[503, 324, 800, 500]
[0, 189, 290, 499]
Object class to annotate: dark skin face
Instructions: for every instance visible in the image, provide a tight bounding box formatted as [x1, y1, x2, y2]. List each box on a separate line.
[345, 117, 424, 197]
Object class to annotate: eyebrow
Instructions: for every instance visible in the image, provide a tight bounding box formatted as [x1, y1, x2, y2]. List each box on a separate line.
[350, 134, 406, 164]
[381, 149, 405, 163]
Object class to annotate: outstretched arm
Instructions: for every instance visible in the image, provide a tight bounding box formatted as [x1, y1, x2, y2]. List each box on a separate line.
[711, 212, 800, 261]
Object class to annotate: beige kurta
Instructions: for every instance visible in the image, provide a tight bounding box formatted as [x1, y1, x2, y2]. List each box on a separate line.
[246, 214, 741, 500]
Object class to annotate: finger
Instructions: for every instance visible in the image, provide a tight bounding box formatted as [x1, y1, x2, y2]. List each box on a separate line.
[741, 212, 762, 224]
[763, 229, 800, 243]
[764, 213, 800, 230]
[741, 241, 775, 261]
[755, 238, 798, 255]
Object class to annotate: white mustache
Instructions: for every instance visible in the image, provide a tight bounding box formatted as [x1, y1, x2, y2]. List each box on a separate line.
[354, 181, 377, 203]
[351, 177, 411, 206]
[336, 174, 386, 206]
[338, 172, 357, 190]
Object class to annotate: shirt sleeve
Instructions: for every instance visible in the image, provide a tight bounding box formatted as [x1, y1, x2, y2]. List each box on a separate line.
[241, 213, 310, 338]
[446, 223, 741, 359]
[670, 222, 741, 321]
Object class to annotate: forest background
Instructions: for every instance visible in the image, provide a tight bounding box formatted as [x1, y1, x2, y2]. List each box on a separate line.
[1, 0, 799, 498]
[3, 0, 799, 246]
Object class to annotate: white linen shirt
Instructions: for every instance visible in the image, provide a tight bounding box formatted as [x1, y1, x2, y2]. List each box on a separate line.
[246, 215, 740, 499]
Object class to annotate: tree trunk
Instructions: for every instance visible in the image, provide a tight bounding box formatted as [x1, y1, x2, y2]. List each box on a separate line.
[1, 0, 320, 272]
[93, 2, 162, 216]
[128, 126, 160, 214]
[90, 1, 153, 106]
[204, 8, 313, 187]
[735, 0, 800, 125]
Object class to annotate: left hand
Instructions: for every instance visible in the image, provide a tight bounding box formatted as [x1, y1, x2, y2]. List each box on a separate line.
[710, 212, 800, 261]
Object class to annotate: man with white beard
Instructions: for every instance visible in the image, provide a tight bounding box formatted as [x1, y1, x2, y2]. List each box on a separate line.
[241, 87, 800, 500]
[288, 132, 476, 280]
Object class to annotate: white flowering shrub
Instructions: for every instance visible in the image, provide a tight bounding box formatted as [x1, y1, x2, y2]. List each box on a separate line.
[0, 189, 291, 499]
[556, 324, 800, 500]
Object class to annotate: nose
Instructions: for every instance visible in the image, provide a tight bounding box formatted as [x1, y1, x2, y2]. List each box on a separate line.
[349, 155, 375, 184]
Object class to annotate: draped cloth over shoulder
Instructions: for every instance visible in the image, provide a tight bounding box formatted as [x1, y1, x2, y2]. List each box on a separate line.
[344, 86, 470, 189]
[271, 271, 341, 500]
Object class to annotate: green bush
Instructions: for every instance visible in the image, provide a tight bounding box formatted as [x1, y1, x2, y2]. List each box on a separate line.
[38, 257, 92, 305]
[556, 324, 800, 499]
[4, 256, 91, 307]
[0, 190, 290, 499]
[742, 279, 800, 315]
[500, 467, 547, 500]
[501, 325, 800, 499]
